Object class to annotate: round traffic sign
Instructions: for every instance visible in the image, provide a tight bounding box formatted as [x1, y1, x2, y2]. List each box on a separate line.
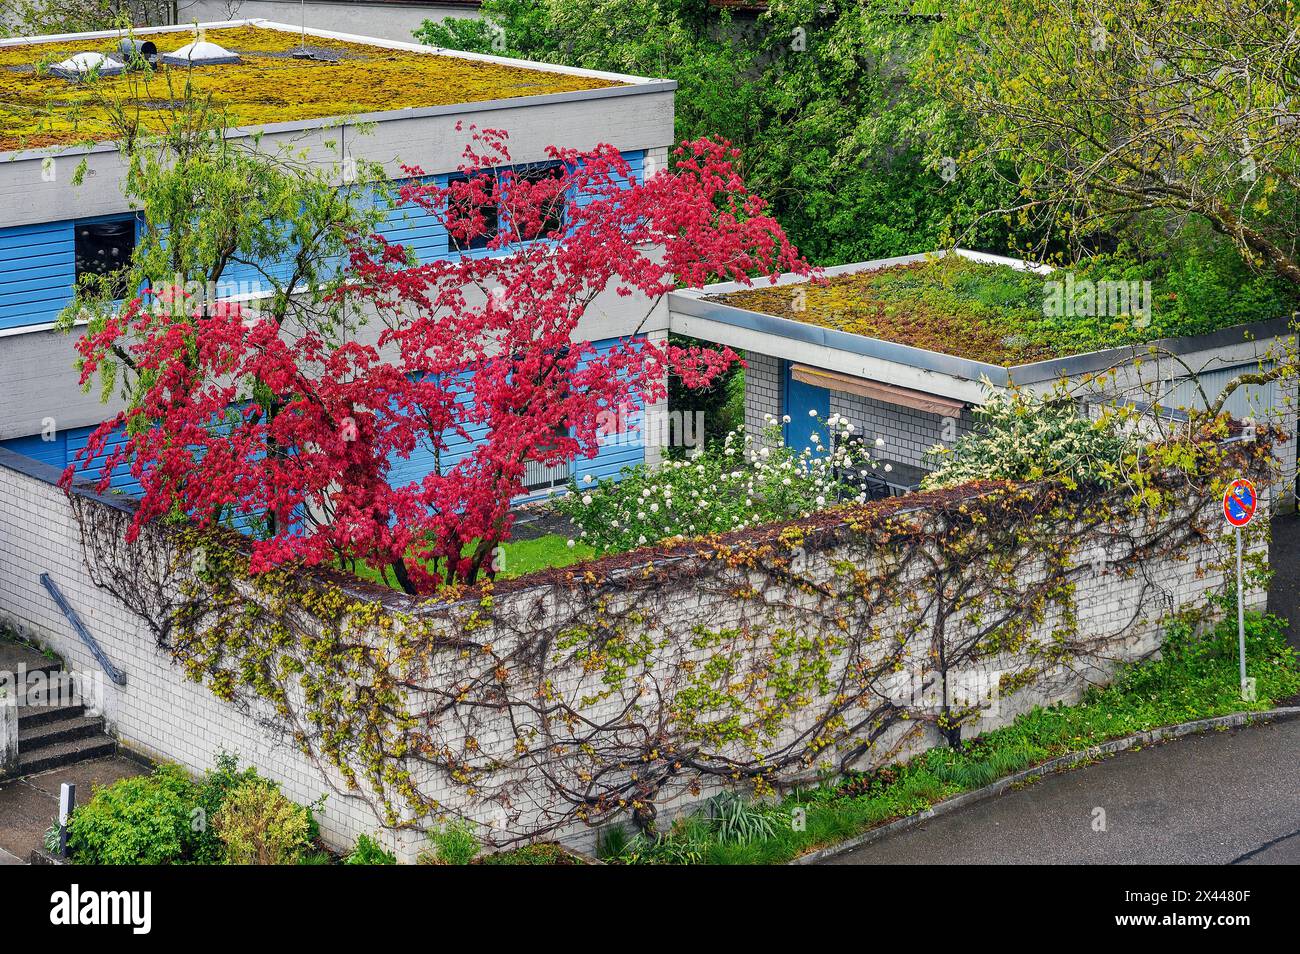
[1223, 478, 1257, 528]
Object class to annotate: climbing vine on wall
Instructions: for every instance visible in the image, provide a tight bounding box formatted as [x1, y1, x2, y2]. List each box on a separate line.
[69, 426, 1276, 845]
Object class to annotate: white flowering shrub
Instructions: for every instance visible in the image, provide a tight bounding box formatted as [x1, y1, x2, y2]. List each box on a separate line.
[922, 387, 1138, 490]
[555, 414, 885, 553]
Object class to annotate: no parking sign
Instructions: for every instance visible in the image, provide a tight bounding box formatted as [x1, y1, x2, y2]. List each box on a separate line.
[1223, 476, 1258, 701]
[1223, 477, 1257, 528]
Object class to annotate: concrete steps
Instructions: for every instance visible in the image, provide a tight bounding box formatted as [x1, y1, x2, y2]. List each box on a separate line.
[3, 639, 115, 778]
[17, 734, 117, 776]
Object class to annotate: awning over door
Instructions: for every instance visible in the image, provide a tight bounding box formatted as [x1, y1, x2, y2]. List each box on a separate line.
[790, 364, 967, 416]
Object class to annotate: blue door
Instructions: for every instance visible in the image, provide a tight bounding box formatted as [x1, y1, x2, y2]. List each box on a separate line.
[782, 362, 830, 456]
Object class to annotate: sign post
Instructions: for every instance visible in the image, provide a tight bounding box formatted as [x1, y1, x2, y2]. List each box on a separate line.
[58, 782, 75, 858]
[1222, 478, 1258, 701]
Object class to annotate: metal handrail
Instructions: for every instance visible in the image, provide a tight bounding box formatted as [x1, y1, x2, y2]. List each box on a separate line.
[38, 573, 127, 687]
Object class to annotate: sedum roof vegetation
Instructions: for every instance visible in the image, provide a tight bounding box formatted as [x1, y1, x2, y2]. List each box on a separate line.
[709, 254, 1294, 366]
[0, 25, 623, 153]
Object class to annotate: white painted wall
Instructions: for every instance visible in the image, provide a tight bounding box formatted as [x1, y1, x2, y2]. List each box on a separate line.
[177, 1, 478, 43]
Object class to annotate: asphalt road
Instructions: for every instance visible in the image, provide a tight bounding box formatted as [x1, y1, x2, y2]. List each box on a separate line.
[825, 718, 1300, 865]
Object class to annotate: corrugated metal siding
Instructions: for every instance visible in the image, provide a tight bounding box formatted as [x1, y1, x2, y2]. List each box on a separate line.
[64, 424, 142, 497]
[0, 220, 75, 330]
[375, 178, 449, 264]
[1164, 364, 1279, 421]
[572, 335, 649, 486]
[0, 422, 139, 496]
[388, 334, 651, 500]
[572, 150, 646, 204]
[0, 154, 646, 331]
[0, 431, 67, 468]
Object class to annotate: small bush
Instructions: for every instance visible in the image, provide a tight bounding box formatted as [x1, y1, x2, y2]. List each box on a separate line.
[479, 843, 580, 865]
[701, 792, 779, 845]
[345, 834, 396, 865]
[190, 751, 262, 864]
[214, 779, 312, 866]
[555, 419, 883, 553]
[923, 385, 1136, 490]
[68, 764, 196, 865]
[424, 821, 479, 865]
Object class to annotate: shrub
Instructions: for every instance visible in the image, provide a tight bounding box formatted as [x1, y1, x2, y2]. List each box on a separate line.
[424, 821, 479, 865]
[214, 779, 312, 865]
[190, 751, 263, 864]
[479, 843, 580, 865]
[68, 764, 196, 865]
[701, 791, 780, 845]
[923, 386, 1137, 490]
[555, 419, 884, 553]
[345, 834, 396, 865]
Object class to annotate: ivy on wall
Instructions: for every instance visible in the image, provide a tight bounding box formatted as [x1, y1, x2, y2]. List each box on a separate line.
[69, 426, 1277, 845]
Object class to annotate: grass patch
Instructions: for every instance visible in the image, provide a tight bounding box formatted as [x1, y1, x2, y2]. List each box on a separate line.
[343, 533, 596, 590]
[710, 253, 1294, 364]
[605, 611, 1300, 865]
[478, 842, 583, 865]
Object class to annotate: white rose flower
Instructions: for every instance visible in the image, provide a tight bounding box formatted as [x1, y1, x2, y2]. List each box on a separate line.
[581, 495, 593, 506]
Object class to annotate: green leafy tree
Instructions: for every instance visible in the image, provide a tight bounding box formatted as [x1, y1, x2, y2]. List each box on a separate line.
[923, 0, 1300, 286]
[416, 0, 1027, 266]
[61, 78, 387, 536]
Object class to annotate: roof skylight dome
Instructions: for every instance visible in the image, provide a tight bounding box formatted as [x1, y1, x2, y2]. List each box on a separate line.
[48, 52, 126, 80]
[161, 40, 241, 66]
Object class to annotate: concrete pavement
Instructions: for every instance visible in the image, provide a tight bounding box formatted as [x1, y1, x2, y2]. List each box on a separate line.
[825, 718, 1300, 864]
[0, 756, 146, 864]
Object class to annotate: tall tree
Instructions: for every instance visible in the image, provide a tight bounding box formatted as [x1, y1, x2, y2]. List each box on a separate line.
[923, 0, 1300, 284]
[68, 114, 800, 593]
[417, 0, 1027, 266]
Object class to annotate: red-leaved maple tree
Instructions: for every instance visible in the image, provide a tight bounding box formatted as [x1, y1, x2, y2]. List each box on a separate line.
[68, 130, 803, 592]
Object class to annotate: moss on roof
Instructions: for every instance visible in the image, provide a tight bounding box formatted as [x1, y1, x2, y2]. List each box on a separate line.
[0, 25, 623, 152]
[708, 254, 1290, 365]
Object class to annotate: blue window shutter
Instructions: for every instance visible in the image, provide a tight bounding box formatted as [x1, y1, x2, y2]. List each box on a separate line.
[0, 220, 75, 330]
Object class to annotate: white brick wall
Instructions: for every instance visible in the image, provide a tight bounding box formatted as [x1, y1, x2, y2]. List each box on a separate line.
[743, 350, 781, 438]
[0, 447, 1267, 858]
[828, 389, 977, 469]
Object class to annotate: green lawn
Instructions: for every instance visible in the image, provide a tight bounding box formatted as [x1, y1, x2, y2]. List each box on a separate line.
[342, 533, 596, 590]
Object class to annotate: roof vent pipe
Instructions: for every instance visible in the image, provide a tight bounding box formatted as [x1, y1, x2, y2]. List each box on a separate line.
[117, 38, 158, 68]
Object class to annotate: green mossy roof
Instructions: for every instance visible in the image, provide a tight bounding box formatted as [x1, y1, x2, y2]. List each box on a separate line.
[0, 25, 623, 153]
[708, 255, 1279, 366]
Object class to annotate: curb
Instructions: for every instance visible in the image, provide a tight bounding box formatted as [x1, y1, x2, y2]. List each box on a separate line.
[790, 706, 1300, 866]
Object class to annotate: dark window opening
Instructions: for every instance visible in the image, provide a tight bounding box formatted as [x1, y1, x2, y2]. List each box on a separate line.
[75, 218, 136, 297]
[512, 162, 566, 242]
[446, 173, 498, 252]
[522, 422, 572, 493]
